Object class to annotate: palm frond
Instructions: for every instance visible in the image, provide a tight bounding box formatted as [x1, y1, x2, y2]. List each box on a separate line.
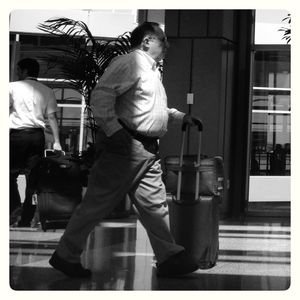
[38, 18, 95, 46]
[37, 17, 132, 143]
[278, 14, 291, 44]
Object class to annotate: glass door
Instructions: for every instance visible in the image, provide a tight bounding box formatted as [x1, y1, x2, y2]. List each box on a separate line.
[249, 46, 291, 203]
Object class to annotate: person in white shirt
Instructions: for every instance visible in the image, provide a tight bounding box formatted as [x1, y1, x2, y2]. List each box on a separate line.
[49, 22, 199, 278]
[9, 58, 62, 227]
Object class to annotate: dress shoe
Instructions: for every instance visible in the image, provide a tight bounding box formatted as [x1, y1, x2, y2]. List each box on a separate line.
[17, 220, 31, 227]
[10, 207, 22, 226]
[156, 250, 198, 277]
[49, 251, 92, 278]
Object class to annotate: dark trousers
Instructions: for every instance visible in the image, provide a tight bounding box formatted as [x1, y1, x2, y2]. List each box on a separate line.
[10, 128, 45, 223]
[56, 129, 183, 264]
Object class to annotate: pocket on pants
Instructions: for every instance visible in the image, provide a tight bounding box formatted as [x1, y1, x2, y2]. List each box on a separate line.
[106, 129, 140, 156]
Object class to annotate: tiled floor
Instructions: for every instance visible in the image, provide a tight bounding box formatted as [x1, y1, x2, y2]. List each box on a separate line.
[9, 216, 290, 290]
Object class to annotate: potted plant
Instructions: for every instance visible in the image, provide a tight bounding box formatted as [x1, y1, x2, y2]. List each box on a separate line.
[38, 17, 131, 144]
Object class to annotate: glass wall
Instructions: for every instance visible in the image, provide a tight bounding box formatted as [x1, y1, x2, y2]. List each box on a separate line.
[44, 86, 84, 154]
[250, 47, 291, 176]
[249, 10, 291, 203]
[10, 33, 87, 155]
[9, 9, 139, 156]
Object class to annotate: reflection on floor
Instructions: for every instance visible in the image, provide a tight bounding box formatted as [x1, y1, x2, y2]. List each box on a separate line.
[10, 216, 290, 290]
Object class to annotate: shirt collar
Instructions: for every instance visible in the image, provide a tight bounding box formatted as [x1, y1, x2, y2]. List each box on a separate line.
[134, 49, 158, 71]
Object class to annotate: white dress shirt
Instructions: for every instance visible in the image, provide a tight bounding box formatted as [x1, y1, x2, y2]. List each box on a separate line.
[9, 79, 58, 129]
[90, 49, 185, 137]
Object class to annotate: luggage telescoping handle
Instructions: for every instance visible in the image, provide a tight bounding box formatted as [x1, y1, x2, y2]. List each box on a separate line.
[181, 118, 203, 132]
[176, 118, 203, 201]
[44, 149, 65, 157]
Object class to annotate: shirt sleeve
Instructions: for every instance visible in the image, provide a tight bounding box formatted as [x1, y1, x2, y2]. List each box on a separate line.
[45, 89, 58, 115]
[167, 108, 185, 124]
[90, 56, 139, 136]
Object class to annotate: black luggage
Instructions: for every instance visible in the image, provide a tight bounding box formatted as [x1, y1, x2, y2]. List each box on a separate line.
[33, 150, 82, 231]
[164, 155, 224, 197]
[166, 120, 224, 269]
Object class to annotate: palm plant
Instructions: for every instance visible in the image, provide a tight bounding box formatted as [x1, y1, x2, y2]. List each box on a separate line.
[279, 14, 291, 44]
[37, 17, 131, 143]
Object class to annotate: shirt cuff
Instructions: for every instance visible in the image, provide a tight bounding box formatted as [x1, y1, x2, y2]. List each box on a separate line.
[168, 108, 185, 124]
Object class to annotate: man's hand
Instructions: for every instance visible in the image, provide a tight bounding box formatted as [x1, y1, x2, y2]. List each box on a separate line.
[182, 114, 203, 131]
[182, 114, 194, 126]
[53, 142, 62, 151]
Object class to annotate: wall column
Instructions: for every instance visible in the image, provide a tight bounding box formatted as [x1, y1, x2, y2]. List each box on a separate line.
[161, 10, 245, 217]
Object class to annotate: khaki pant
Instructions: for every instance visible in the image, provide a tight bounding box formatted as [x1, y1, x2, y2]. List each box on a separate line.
[56, 129, 183, 264]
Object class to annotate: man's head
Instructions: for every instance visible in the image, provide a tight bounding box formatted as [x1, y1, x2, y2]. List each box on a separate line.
[17, 58, 40, 80]
[131, 22, 169, 62]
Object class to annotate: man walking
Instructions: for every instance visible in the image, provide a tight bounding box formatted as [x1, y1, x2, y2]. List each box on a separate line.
[9, 58, 62, 226]
[49, 22, 199, 278]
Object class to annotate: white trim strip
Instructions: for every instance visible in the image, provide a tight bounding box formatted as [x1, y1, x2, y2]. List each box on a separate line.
[252, 109, 291, 114]
[57, 104, 82, 108]
[79, 95, 85, 153]
[38, 78, 74, 82]
[253, 87, 291, 91]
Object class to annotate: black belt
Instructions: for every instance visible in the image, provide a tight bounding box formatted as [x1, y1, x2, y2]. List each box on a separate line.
[10, 128, 43, 133]
[118, 120, 159, 143]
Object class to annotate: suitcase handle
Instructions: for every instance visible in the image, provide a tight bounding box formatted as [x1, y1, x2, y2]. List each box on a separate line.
[44, 149, 65, 158]
[176, 122, 203, 201]
[181, 118, 203, 132]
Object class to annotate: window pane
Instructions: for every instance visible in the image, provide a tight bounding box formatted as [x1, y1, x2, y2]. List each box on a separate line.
[252, 94, 290, 111]
[45, 107, 82, 154]
[62, 89, 82, 104]
[253, 50, 290, 88]
[250, 50, 290, 176]
[255, 10, 290, 45]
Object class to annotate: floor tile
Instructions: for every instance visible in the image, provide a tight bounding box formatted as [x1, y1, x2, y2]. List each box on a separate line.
[9, 216, 290, 290]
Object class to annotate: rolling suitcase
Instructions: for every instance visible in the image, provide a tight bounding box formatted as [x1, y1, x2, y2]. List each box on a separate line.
[33, 150, 82, 231]
[167, 120, 223, 269]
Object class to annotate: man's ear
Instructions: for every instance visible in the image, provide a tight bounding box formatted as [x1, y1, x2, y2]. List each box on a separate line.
[141, 35, 152, 49]
[24, 69, 29, 77]
[18, 68, 28, 80]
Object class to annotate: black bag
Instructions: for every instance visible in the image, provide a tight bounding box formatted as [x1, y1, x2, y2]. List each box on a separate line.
[35, 150, 82, 197]
[33, 150, 82, 231]
[168, 195, 219, 269]
[164, 155, 224, 198]
[167, 120, 223, 269]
